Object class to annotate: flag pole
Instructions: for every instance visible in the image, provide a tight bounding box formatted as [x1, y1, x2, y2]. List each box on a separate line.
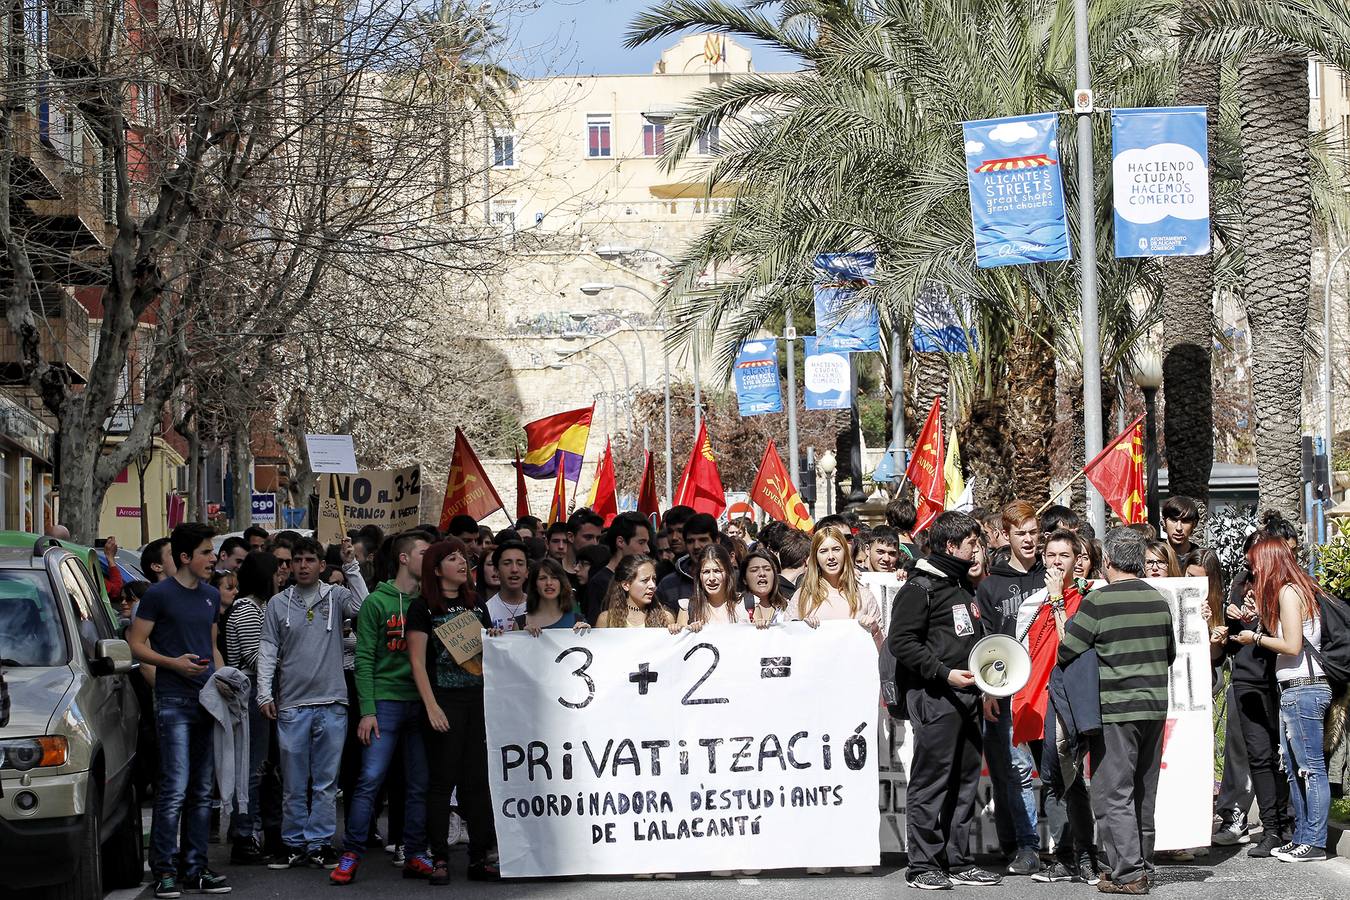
[1037, 469, 1087, 517]
[331, 473, 347, 537]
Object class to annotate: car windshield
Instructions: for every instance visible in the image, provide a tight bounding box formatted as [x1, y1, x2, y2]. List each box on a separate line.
[0, 570, 68, 667]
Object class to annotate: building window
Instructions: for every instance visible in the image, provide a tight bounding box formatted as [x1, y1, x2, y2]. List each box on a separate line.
[587, 114, 612, 158]
[698, 126, 721, 156]
[491, 199, 518, 230]
[492, 132, 515, 168]
[643, 122, 665, 157]
[1310, 59, 1322, 99]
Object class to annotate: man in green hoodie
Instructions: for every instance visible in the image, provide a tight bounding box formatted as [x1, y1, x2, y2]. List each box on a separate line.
[332, 530, 433, 885]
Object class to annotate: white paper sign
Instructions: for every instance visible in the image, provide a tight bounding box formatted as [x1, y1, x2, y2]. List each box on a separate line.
[865, 573, 1212, 854]
[484, 623, 881, 876]
[304, 434, 358, 474]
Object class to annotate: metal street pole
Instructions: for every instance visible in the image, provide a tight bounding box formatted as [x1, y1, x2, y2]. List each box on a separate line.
[786, 307, 800, 487]
[663, 352, 673, 500]
[1075, 0, 1106, 534]
[1143, 385, 1160, 531]
[1322, 244, 1350, 460]
[891, 316, 906, 480]
[692, 336, 702, 438]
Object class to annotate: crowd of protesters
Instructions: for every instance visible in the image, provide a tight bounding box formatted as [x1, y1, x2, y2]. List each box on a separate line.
[116, 491, 1335, 896]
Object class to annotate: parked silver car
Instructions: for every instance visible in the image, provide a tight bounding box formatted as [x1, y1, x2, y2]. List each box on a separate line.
[0, 535, 143, 899]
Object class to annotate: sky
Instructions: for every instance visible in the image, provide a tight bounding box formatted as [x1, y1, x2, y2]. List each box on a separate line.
[500, 0, 800, 78]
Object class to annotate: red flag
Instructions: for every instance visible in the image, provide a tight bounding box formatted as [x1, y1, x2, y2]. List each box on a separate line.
[750, 440, 814, 531]
[546, 461, 567, 526]
[637, 451, 661, 524]
[905, 397, 945, 533]
[1084, 415, 1147, 526]
[440, 428, 504, 530]
[586, 440, 619, 526]
[514, 447, 530, 521]
[674, 420, 726, 517]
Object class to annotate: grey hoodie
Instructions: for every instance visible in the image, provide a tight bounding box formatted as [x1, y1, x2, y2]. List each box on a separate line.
[256, 563, 368, 711]
[200, 666, 251, 833]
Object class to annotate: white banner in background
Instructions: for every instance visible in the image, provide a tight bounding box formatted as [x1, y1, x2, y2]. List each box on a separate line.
[864, 573, 1212, 854]
[484, 623, 881, 876]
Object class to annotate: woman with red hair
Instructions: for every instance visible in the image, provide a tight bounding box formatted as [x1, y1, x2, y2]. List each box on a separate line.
[1233, 537, 1330, 863]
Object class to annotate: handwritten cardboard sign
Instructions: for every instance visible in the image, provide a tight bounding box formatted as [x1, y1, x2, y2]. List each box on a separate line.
[434, 610, 484, 665]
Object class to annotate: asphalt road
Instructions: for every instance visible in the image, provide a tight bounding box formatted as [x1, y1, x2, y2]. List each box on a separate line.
[107, 831, 1350, 899]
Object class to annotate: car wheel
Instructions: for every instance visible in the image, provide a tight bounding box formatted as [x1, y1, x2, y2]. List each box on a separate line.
[46, 784, 102, 900]
[102, 782, 145, 889]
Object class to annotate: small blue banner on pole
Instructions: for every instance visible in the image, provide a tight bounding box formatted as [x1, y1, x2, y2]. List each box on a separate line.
[1111, 106, 1210, 258]
[803, 337, 852, 410]
[733, 340, 784, 416]
[912, 284, 978, 353]
[962, 113, 1071, 268]
[812, 253, 880, 352]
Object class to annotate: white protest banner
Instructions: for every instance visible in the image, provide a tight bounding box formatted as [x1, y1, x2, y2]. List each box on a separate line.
[317, 465, 421, 544]
[484, 622, 880, 876]
[305, 434, 359, 474]
[864, 573, 1212, 854]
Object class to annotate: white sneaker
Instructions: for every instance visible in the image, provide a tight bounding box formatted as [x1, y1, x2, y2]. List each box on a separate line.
[1212, 810, 1250, 846]
[390, 845, 404, 866]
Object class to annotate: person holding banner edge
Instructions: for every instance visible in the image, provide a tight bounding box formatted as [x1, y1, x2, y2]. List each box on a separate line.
[888, 511, 1003, 891]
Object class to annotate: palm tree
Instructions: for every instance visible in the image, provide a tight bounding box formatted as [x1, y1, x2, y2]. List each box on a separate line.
[395, 0, 518, 220]
[627, 0, 1174, 506]
[1180, 0, 1350, 519]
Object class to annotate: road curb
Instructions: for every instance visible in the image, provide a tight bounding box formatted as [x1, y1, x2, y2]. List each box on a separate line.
[1332, 819, 1349, 858]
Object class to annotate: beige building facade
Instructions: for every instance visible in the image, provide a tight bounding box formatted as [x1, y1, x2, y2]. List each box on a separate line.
[472, 36, 774, 516]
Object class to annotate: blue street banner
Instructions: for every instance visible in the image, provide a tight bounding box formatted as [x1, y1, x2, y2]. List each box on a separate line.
[803, 337, 852, 410]
[962, 113, 1071, 268]
[733, 340, 784, 416]
[1111, 106, 1210, 258]
[912, 283, 978, 353]
[812, 252, 881, 352]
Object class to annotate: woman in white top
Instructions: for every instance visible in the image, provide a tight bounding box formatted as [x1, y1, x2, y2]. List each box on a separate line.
[1234, 537, 1330, 862]
[788, 525, 882, 640]
[687, 544, 740, 631]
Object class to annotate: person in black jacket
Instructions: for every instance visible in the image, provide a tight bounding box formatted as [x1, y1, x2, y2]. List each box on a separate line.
[654, 513, 718, 615]
[889, 511, 1002, 892]
[973, 500, 1046, 873]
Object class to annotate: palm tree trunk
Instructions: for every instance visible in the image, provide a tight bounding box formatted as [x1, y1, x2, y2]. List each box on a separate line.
[1162, 53, 1219, 503]
[1240, 52, 1312, 521]
[1004, 323, 1056, 505]
[958, 397, 1012, 508]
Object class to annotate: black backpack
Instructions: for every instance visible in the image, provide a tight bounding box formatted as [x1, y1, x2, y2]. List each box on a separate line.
[886, 573, 940, 720]
[1307, 593, 1350, 689]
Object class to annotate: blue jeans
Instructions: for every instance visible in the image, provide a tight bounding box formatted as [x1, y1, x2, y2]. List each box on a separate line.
[277, 703, 348, 850]
[228, 678, 270, 840]
[150, 695, 214, 876]
[984, 707, 1039, 850]
[343, 700, 428, 856]
[1279, 682, 1332, 848]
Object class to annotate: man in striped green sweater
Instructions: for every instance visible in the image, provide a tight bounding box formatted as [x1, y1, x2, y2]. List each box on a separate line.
[1059, 528, 1175, 895]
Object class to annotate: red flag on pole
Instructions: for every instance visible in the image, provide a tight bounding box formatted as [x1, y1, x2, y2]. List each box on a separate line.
[585, 440, 619, 526]
[513, 447, 530, 521]
[1084, 415, 1147, 526]
[546, 460, 567, 526]
[674, 420, 726, 517]
[905, 397, 945, 533]
[750, 440, 814, 531]
[440, 428, 504, 531]
[637, 450, 661, 526]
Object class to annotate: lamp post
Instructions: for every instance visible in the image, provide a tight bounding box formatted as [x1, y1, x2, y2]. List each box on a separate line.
[1322, 243, 1350, 458]
[817, 449, 837, 517]
[575, 281, 674, 500]
[1132, 346, 1164, 533]
[557, 331, 633, 434]
[553, 352, 619, 434]
[547, 362, 608, 433]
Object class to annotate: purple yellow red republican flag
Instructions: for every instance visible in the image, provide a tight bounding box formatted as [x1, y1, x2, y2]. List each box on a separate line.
[521, 406, 593, 481]
[1083, 415, 1147, 526]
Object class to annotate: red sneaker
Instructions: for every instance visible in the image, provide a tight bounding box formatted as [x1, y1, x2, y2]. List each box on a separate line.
[403, 854, 435, 880]
[330, 851, 360, 885]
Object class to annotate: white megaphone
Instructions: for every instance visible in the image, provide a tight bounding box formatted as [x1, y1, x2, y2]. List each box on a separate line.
[968, 634, 1032, 698]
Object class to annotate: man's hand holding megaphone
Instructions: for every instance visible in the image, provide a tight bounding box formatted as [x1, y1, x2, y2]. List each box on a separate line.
[946, 662, 1003, 723]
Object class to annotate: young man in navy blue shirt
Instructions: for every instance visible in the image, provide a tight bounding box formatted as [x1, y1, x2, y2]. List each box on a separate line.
[129, 522, 230, 898]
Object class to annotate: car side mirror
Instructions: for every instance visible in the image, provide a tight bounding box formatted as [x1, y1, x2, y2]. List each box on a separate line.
[94, 639, 135, 676]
